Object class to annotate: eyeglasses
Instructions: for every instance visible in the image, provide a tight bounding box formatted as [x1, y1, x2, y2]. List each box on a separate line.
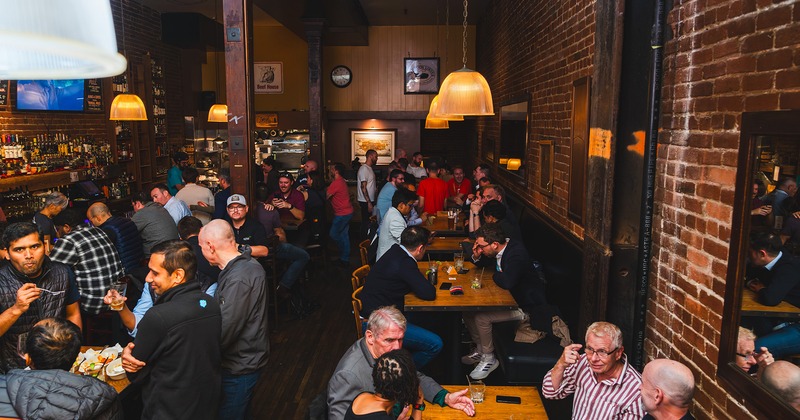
[227, 205, 246, 212]
[585, 347, 618, 358]
[475, 242, 492, 248]
[736, 352, 756, 360]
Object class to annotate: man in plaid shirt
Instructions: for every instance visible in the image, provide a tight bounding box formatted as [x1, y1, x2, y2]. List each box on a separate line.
[50, 208, 124, 315]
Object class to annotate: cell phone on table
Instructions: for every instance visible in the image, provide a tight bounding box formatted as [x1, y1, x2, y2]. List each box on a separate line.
[496, 395, 521, 404]
[439, 282, 452, 290]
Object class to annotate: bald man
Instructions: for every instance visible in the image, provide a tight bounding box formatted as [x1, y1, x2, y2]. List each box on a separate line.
[87, 202, 143, 275]
[198, 220, 268, 419]
[762, 360, 800, 411]
[641, 359, 696, 420]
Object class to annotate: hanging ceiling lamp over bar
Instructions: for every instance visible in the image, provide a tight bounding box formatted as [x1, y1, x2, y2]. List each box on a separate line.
[424, 114, 449, 129]
[208, 104, 229, 123]
[110, 93, 147, 121]
[437, 0, 494, 116]
[428, 94, 464, 121]
[0, 0, 127, 80]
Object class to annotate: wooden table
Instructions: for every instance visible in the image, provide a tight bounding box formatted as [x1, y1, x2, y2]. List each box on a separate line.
[80, 346, 130, 394]
[741, 288, 800, 318]
[425, 236, 471, 256]
[423, 211, 469, 237]
[406, 262, 517, 382]
[424, 385, 548, 419]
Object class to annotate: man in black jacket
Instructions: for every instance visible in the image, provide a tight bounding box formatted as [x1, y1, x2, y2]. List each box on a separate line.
[120, 240, 222, 420]
[746, 231, 800, 307]
[360, 226, 442, 368]
[463, 223, 547, 380]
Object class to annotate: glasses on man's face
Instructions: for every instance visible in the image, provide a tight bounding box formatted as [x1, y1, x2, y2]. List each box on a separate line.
[228, 205, 246, 212]
[736, 351, 757, 360]
[585, 346, 618, 358]
[475, 242, 492, 249]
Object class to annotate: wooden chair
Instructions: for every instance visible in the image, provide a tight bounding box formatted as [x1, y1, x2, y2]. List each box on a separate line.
[358, 239, 371, 266]
[352, 286, 364, 339]
[351, 264, 370, 292]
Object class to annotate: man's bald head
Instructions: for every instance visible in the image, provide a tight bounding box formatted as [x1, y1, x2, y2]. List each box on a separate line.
[762, 360, 800, 410]
[199, 219, 236, 249]
[642, 359, 695, 416]
[87, 202, 112, 226]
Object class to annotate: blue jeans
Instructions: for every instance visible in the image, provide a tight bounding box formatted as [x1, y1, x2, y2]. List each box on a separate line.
[275, 242, 310, 289]
[403, 323, 443, 369]
[220, 370, 261, 420]
[329, 213, 353, 262]
[756, 323, 800, 359]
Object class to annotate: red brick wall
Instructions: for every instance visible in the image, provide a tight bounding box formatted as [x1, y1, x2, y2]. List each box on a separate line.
[475, 0, 595, 239]
[0, 0, 183, 148]
[650, 1, 800, 418]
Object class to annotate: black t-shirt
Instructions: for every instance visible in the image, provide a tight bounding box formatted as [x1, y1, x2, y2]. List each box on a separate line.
[231, 217, 269, 247]
[33, 212, 57, 243]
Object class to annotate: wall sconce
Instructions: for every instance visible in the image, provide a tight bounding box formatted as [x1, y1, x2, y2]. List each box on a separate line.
[499, 158, 509, 165]
[506, 158, 522, 171]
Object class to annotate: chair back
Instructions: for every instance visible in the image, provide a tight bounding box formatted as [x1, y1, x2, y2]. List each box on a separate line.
[352, 286, 364, 339]
[358, 239, 371, 266]
[351, 264, 370, 291]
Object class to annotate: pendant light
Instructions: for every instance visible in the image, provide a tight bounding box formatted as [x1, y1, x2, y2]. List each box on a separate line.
[0, 0, 127, 80]
[109, 0, 147, 121]
[436, 0, 494, 116]
[208, 0, 228, 123]
[424, 117, 449, 129]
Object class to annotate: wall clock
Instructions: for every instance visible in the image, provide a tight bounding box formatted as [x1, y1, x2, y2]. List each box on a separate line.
[331, 65, 352, 88]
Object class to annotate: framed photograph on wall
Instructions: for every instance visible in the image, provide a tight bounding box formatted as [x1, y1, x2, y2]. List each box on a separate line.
[404, 57, 440, 94]
[254, 62, 284, 94]
[351, 129, 396, 165]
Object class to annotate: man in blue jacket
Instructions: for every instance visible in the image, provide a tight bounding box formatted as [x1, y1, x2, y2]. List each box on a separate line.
[360, 226, 442, 369]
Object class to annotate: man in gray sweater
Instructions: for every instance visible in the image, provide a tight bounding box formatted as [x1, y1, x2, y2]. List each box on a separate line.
[327, 306, 474, 420]
[131, 191, 179, 258]
[199, 220, 268, 420]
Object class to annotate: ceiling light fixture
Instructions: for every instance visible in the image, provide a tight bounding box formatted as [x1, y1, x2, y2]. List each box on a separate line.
[436, 0, 494, 116]
[0, 0, 127, 80]
[109, 0, 147, 121]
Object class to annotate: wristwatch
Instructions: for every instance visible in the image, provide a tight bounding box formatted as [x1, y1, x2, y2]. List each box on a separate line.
[412, 402, 425, 411]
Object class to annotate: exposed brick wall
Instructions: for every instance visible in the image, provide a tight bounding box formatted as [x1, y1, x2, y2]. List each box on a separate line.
[475, 0, 594, 240]
[649, 0, 800, 418]
[0, 0, 183, 151]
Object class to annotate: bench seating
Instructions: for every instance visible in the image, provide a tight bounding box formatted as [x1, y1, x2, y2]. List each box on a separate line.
[492, 320, 562, 385]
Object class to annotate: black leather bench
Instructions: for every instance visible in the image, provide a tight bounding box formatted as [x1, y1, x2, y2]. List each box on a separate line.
[492, 320, 562, 385]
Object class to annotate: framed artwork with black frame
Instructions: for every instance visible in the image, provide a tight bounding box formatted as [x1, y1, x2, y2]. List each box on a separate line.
[404, 57, 440, 94]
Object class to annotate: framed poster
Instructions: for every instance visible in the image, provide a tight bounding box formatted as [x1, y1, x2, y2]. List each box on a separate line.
[351, 129, 396, 165]
[404, 57, 440, 94]
[254, 62, 284, 94]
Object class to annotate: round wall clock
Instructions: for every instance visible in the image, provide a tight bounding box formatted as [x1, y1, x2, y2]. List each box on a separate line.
[331, 65, 352, 88]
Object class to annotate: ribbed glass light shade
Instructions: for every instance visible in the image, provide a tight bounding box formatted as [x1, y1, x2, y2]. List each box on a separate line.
[425, 114, 449, 129]
[428, 95, 464, 121]
[208, 104, 229, 123]
[109, 94, 147, 121]
[0, 0, 127, 79]
[437, 67, 494, 116]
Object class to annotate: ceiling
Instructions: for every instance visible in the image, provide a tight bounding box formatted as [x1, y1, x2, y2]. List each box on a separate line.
[139, 0, 490, 45]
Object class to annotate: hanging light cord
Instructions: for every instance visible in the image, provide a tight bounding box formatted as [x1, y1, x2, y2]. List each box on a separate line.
[461, 0, 468, 68]
[445, 0, 449, 70]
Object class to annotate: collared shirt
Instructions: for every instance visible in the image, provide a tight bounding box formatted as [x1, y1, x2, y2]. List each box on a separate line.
[542, 354, 644, 420]
[766, 251, 783, 271]
[495, 241, 508, 271]
[163, 196, 192, 225]
[49, 224, 125, 314]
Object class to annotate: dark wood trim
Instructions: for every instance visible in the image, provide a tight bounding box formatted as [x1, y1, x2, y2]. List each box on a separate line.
[326, 111, 428, 120]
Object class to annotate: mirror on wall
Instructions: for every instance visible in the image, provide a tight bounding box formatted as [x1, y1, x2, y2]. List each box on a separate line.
[720, 110, 800, 417]
[498, 97, 529, 184]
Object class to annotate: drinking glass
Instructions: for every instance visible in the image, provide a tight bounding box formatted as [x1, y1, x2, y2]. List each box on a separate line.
[471, 273, 482, 289]
[108, 280, 127, 311]
[454, 252, 464, 271]
[468, 378, 485, 403]
[17, 333, 28, 360]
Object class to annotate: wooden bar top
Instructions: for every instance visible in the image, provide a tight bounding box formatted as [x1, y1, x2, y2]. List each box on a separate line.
[423, 385, 548, 419]
[741, 288, 800, 318]
[425, 236, 471, 254]
[404, 262, 518, 312]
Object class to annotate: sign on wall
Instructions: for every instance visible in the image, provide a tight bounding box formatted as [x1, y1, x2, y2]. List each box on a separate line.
[254, 62, 284, 94]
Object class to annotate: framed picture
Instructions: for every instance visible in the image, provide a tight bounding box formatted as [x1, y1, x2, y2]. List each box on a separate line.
[404, 57, 440, 94]
[351, 129, 396, 165]
[255, 113, 278, 128]
[254, 62, 284, 94]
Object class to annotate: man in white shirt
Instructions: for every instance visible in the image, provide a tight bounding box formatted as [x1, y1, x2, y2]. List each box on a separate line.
[176, 167, 215, 209]
[151, 183, 191, 225]
[357, 149, 378, 238]
[406, 152, 427, 179]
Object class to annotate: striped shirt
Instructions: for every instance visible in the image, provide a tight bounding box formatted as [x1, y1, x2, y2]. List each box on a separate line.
[541, 354, 644, 420]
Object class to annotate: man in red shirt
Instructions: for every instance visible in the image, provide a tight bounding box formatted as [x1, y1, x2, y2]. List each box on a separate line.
[446, 165, 472, 208]
[327, 163, 354, 267]
[417, 162, 448, 215]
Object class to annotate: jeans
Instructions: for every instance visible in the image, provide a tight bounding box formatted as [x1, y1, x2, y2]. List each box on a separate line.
[403, 323, 443, 369]
[220, 370, 261, 420]
[329, 213, 353, 262]
[755, 323, 800, 359]
[275, 242, 310, 289]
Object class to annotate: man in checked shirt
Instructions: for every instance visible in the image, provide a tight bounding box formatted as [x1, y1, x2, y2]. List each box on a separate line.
[542, 321, 644, 419]
[50, 208, 124, 328]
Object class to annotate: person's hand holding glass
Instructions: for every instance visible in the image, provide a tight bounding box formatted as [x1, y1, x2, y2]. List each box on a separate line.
[105, 280, 128, 311]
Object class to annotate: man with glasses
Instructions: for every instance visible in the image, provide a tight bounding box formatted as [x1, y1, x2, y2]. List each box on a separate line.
[542, 321, 644, 419]
[462, 223, 550, 379]
[735, 326, 773, 376]
[376, 169, 406, 221]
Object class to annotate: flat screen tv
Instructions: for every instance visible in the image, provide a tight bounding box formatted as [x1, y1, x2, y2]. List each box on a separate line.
[16, 79, 85, 111]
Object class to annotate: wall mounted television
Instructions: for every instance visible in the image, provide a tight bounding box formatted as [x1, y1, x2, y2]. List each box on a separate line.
[16, 79, 85, 111]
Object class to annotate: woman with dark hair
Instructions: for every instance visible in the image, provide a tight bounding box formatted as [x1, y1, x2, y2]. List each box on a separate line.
[345, 349, 422, 420]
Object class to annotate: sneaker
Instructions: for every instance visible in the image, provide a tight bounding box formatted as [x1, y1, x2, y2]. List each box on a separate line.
[469, 354, 499, 380]
[461, 349, 482, 365]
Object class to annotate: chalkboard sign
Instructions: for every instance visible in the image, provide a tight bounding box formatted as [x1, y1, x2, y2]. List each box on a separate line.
[0, 80, 8, 106]
[85, 78, 103, 112]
